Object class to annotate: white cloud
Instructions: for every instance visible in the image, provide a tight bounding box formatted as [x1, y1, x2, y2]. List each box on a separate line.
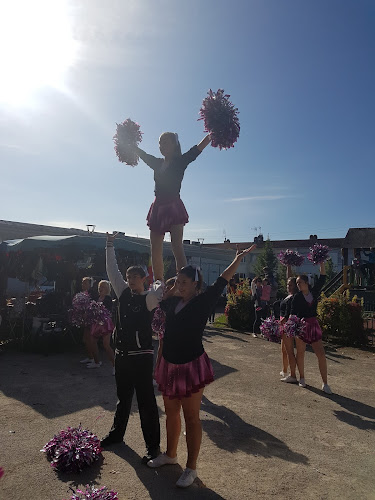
[225, 195, 299, 202]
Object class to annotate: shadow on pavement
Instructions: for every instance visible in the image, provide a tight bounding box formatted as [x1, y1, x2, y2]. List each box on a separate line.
[306, 386, 375, 430]
[108, 445, 226, 499]
[209, 357, 238, 382]
[204, 326, 250, 343]
[201, 396, 308, 464]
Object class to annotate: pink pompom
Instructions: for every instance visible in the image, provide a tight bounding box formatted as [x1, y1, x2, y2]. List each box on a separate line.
[113, 118, 143, 166]
[65, 485, 118, 500]
[307, 244, 330, 265]
[41, 425, 102, 474]
[278, 250, 305, 267]
[199, 89, 240, 150]
[260, 316, 281, 343]
[283, 315, 306, 338]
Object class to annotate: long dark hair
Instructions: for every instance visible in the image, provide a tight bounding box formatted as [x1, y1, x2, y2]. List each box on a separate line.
[159, 132, 182, 157]
[178, 265, 203, 291]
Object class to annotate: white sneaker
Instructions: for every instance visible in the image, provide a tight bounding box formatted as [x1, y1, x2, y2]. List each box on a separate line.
[147, 452, 178, 468]
[322, 383, 333, 394]
[80, 358, 93, 364]
[280, 371, 288, 377]
[176, 468, 197, 488]
[281, 375, 298, 384]
[253, 333, 258, 338]
[299, 378, 306, 388]
[87, 361, 102, 369]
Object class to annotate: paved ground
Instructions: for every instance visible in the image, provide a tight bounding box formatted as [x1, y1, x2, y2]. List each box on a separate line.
[1, 326, 375, 500]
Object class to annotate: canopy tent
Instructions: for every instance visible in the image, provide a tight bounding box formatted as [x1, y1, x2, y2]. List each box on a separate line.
[0, 234, 151, 254]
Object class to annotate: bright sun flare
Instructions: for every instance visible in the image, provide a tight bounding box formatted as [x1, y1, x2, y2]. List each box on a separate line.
[0, 0, 78, 106]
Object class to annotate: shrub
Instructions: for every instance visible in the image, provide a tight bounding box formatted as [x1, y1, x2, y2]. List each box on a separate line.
[225, 280, 255, 330]
[317, 292, 367, 346]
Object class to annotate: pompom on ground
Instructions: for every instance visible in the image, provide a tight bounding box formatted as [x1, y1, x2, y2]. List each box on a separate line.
[199, 89, 240, 150]
[41, 425, 102, 474]
[65, 485, 118, 500]
[113, 118, 143, 166]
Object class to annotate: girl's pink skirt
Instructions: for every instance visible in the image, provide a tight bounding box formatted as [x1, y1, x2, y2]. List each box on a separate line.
[299, 317, 322, 344]
[146, 196, 189, 235]
[90, 319, 114, 338]
[155, 352, 214, 399]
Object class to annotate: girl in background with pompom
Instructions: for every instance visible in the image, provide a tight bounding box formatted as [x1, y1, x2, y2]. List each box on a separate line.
[88, 280, 115, 374]
[135, 133, 211, 281]
[279, 266, 298, 383]
[290, 262, 332, 394]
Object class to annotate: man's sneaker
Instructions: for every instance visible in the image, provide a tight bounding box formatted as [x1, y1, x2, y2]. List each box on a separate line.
[281, 375, 298, 384]
[176, 468, 197, 488]
[87, 361, 102, 369]
[322, 383, 333, 395]
[280, 371, 288, 377]
[141, 447, 161, 465]
[100, 434, 123, 448]
[299, 378, 306, 388]
[147, 452, 178, 468]
[80, 357, 93, 364]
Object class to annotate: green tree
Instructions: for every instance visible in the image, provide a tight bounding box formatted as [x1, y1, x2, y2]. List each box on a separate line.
[254, 239, 278, 278]
[325, 258, 335, 282]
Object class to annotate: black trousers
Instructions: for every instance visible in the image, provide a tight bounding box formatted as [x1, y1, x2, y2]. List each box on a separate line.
[109, 353, 160, 452]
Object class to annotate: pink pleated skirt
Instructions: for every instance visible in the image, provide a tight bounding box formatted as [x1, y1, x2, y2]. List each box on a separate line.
[90, 318, 114, 338]
[146, 196, 189, 235]
[155, 352, 214, 399]
[298, 317, 322, 345]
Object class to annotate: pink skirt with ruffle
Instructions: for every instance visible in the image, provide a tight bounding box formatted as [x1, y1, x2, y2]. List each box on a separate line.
[146, 196, 189, 235]
[90, 318, 114, 338]
[298, 317, 322, 344]
[155, 352, 214, 399]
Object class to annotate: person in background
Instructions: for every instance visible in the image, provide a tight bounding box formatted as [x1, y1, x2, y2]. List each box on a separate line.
[79, 277, 95, 365]
[87, 280, 115, 374]
[251, 277, 263, 337]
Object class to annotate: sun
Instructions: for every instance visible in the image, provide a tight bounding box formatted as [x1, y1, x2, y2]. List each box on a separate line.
[0, 0, 78, 107]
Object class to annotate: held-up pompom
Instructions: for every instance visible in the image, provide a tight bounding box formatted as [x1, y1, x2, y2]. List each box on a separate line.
[260, 316, 281, 343]
[198, 89, 240, 150]
[41, 425, 102, 473]
[283, 315, 307, 339]
[65, 485, 118, 500]
[113, 118, 143, 166]
[278, 250, 305, 267]
[307, 244, 330, 265]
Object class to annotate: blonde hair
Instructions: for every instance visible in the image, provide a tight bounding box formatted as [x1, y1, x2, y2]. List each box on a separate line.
[98, 280, 111, 295]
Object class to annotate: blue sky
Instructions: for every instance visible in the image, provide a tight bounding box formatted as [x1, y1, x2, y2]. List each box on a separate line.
[1, 0, 374, 243]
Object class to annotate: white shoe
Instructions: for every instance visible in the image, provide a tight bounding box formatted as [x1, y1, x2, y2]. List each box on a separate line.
[281, 375, 298, 384]
[322, 383, 333, 394]
[80, 358, 93, 364]
[176, 468, 197, 488]
[280, 371, 288, 377]
[147, 452, 178, 468]
[299, 378, 306, 388]
[253, 333, 258, 338]
[87, 361, 102, 369]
